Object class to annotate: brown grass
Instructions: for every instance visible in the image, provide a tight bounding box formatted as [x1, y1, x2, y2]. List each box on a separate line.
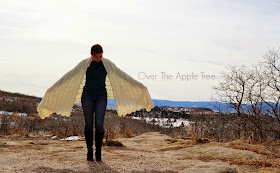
[159, 139, 194, 151]
[180, 154, 279, 168]
[176, 140, 280, 169]
[227, 140, 280, 159]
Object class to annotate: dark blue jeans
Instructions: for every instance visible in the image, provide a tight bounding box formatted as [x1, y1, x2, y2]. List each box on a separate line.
[81, 92, 107, 133]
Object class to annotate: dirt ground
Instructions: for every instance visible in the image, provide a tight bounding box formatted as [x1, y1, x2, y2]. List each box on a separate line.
[0, 132, 277, 173]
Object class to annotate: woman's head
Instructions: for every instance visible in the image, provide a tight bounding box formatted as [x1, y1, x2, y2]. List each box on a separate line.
[91, 44, 103, 62]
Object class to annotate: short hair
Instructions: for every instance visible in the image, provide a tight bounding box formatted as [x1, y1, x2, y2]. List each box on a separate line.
[91, 44, 103, 55]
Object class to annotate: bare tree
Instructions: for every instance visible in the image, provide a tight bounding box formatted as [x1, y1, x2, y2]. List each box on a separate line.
[212, 65, 255, 139]
[258, 48, 280, 124]
[212, 47, 280, 141]
[242, 64, 268, 141]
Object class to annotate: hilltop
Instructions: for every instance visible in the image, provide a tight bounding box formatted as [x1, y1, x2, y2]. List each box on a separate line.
[1, 131, 278, 172]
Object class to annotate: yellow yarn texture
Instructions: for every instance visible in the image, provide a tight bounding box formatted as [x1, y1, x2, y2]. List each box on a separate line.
[37, 57, 154, 119]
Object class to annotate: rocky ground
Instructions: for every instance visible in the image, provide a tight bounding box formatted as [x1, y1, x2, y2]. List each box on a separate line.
[0, 132, 278, 173]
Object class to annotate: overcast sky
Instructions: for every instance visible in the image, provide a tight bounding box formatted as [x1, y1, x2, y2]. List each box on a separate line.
[0, 0, 279, 101]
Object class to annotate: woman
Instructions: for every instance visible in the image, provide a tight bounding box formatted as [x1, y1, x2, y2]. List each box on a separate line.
[82, 44, 107, 161]
[37, 44, 154, 162]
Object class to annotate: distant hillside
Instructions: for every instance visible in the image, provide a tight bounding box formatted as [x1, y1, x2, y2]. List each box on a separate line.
[0, 89, 234, 113]
[152, 99, 235, 112]
[0, 89, 41, 102]
[76, 99, 233, 112]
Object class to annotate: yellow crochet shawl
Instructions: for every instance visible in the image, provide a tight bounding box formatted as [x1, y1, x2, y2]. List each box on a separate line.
[37, 57, 154, 119]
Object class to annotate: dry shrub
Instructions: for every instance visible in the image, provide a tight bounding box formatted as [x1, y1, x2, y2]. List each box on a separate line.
[1, 110, 188, 142]
[104, 112, 176, 140]
[124, 127, 133, 138]
[186, 121, 206, 139]
[105, 125, 122, 141]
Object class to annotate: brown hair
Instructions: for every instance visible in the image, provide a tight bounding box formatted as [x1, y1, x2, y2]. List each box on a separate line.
[91, 44, 103, 55]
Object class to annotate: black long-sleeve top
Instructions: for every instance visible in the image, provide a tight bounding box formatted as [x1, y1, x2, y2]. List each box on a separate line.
[82, 60, 107, 96]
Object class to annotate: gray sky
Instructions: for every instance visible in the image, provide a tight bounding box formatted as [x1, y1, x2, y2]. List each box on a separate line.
[0, 0, 279, 101]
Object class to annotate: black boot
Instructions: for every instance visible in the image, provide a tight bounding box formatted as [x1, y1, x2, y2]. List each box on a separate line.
[95, 131, 104, 162]
[84, 130, 94, 161]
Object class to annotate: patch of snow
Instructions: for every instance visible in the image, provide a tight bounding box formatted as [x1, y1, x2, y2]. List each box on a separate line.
[0, 111, 13, 115]
[0, 111, 27, 116]
[51, 136, 57, 139]
[10, 122, 16, 126]
[59, 136, 83, 141]
[16, 113, 27, 116]
[132, 117, 190, 128]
